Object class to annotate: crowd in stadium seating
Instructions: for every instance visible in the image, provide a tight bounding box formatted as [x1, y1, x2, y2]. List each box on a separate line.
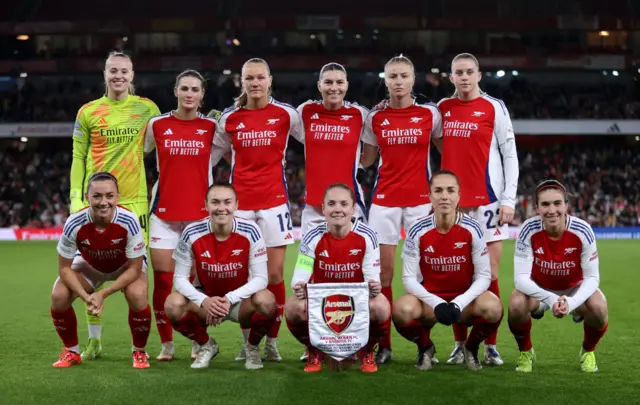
[1, 75, 639, 123]
[1, 137, 638, 229]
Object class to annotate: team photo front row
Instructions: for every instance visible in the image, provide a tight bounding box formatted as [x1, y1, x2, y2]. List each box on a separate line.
[50, 171, 608, 373]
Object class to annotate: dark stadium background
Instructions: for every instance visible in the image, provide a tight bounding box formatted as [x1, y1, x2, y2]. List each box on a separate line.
[0, 3, 639, 404]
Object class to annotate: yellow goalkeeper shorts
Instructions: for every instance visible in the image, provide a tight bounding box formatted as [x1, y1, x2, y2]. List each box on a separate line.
[121, 201, 150, 244]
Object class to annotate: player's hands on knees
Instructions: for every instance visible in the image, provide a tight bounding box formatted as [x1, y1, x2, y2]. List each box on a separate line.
[86, 293, 104, 316]
[499, 205, 515, 226]
[368, 280, 382, 298]
[293, 282, 307, 300]
[201, 296, 229, 318]
[552, 296, 569, 318]
[206, 313, 224, 326]
[434, 302, 461, 325]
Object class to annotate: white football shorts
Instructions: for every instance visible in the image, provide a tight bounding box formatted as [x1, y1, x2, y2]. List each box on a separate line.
[235, 203, 295, 247]
[462, 201, 509, 243]
[62, 253, 149, 290]
[368, 203, 432, 245]
[149, 214, 196, 250]
[300, 204, 367, 237]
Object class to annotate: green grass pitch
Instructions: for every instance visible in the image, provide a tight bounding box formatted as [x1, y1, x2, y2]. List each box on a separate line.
[1, 240, 639, 405]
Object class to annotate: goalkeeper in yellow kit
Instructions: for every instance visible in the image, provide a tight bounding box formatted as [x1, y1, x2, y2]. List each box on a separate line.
[69, 51, 160, 360]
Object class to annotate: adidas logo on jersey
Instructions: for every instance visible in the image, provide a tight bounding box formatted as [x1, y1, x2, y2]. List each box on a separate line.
[535, 247, 544, 254]
[424, 246, 435, 253]
[81, 239, 90, 245]
[236, 122, 246, 130]
[164, 128, 174, 135]
[267, 118, 280, 125]
[201, 251, 212, 258]
[97, 117, 108, 126]
[195, 129, 208, 135]
[311, 113, 320, 120]
[410, 117, 423, 123]
[472, 111, 485, 116]
[231, 249, 243, 256]
[319, 250, 330, 257]
[341, 115, 352, 120]
[444, 111, 451, 117]
[381, 119, 390, 126]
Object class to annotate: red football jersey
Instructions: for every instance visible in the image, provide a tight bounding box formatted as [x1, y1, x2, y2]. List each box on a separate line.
[297, 100, 369, 207]
[214, 99, 304, 210]
[57, 206, 146, 273]
[172, 217, 268, 298]
[402, 214, 489, 297]
[438, 95, 516, 207]
[516, 215, 598, 291]
[298, 219, 380, 283]
[362, 101, 441, 207]
[144, 112, 216, 221]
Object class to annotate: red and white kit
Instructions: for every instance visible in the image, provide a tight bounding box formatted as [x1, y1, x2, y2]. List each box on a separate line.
[172, 217, 269, 322]
[438, 95, 519, 243]
[214, 98, 304, 247]
[56, 206, 147, 288]
[292, 219, 380, 285]
[514, 215, 601, 314]
[297, 100, 369, 235]
[401, 213, 491, 311]
[362, 100, 442, 245]
[144, 112, 218, 249]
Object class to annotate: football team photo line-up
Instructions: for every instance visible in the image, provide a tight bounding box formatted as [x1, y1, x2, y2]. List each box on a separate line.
[50, 51, 607, 373]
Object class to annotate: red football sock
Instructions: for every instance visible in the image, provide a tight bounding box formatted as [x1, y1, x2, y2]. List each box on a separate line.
[583, 322, 608, 352]
[452, 323, 468, 342]
[367, 317, 391, 351]
[153, 271, 174, 343]
[508, 319, 533, 352]
[51, 307, 78, 349]
[394, 319, 433, 350]
[171, 312, 209, 345]
[267, 281, 285, 339]
[286, 317, 310, 346]
[129, 306, 152, 349]
[484, 278, 500, 345]
[466, 315, 503, 351]
[249, 313, 276, 346]
[380, 286, 393, 350]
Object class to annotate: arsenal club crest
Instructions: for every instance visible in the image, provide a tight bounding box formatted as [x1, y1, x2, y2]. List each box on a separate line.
[321, 294, 356, 335]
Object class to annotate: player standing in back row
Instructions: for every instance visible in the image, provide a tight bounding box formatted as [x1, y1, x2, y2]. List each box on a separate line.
[69, 51, 160, 360]
[361, 55, 442, 364]
[297, 62, 370, 235]
[144, 70, 220, 361]
[438, 53, 519, 366]
[214, 58, 305, 361]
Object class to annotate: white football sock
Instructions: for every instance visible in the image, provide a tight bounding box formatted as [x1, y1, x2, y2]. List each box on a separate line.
[88, 324, 102, 339]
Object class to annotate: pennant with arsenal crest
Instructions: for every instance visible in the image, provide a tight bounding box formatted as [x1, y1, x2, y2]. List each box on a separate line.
[307, 282, 370, 361]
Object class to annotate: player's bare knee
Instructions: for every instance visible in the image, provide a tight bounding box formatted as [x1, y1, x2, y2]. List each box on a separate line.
[253, 290, 277, 317]
[583, 292, 608, 326]
[51, 282, 72, 311]
[284, 295, 306, 322]
[391, 300, 414, 325]
[369, 295, 391, 322]
[508, 290, 529, 320]
[483, 296, 504, 323]
[164, 292, 188, 320]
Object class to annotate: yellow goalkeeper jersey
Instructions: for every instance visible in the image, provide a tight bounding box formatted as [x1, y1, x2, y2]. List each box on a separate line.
[70, 95, 160, 205]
